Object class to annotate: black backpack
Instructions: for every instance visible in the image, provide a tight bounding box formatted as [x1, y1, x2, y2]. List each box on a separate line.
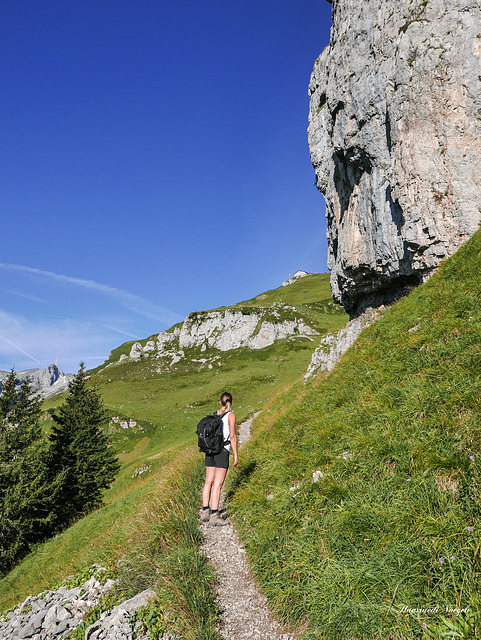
[196, 411, 229, 455]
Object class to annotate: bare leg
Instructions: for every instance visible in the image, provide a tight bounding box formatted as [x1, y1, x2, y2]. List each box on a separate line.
[211, 467, 228, 511]
[202, 466, 216, 507]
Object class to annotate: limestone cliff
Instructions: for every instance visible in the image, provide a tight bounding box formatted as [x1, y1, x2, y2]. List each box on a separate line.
[308, 0, 481, 315]
[123, 303, 318, 373]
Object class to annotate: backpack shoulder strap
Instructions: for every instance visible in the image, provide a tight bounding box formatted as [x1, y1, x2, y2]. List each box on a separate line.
[218, 410, 231, 444]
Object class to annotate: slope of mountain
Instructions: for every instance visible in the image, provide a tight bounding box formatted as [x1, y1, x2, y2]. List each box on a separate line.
[0, 273, 347, 614]
[227, 229, 481, 639]
[89, 272, 344, 374]
[2, 229, 480, 638]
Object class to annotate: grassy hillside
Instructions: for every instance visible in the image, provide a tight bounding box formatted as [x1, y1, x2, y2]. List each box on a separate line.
[89, 273, 345, 374]
[227, 231, 481, 639]
[7, 227, 480, 640]
[235, 272, 338, 308]
[0, 273, 347, 623]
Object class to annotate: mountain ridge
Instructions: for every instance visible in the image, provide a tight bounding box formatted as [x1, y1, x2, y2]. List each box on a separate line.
[88, 272, 344, 376]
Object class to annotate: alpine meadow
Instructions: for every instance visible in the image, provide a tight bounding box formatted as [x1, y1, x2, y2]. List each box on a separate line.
[1, 230, 480, 638]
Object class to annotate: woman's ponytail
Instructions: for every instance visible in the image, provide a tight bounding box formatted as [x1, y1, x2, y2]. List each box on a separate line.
[220, 392, 233, 411]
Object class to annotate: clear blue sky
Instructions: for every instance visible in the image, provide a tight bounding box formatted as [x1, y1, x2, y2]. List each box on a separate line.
[0, 0, 332, 373]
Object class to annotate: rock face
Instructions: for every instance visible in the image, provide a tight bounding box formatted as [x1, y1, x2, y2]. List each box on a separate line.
[120, 303, 318, 373]
[305, 308, 382, 380]
[308, 0, 481, 316]
[0, 364, 74, 398]
[179, 306, 316, 351]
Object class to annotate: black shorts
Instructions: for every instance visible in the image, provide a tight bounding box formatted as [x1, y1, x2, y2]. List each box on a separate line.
[205, 448, 230, 469]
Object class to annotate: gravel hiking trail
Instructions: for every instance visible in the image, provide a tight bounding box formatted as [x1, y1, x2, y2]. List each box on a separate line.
[200, 413, 297, 640]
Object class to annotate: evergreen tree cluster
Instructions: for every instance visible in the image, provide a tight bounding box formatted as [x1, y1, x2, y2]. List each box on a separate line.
[0, 364, 120, 575]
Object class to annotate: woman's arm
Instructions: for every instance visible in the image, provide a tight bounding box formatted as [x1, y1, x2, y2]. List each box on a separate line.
[229, 412, 238, 466]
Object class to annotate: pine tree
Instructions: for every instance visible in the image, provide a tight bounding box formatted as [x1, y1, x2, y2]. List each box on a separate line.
[48, 363, 120, 529]
[0, 371, 51, 573]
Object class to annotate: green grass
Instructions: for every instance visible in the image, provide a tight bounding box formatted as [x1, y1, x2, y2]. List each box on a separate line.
[6, 233, 481, 640]
[227, 231, 481, 639]
[114, 456, 221, 640]
[235, 273, 337, 307]
[4, 235, 481, 639]
[0, 449, 222, 640]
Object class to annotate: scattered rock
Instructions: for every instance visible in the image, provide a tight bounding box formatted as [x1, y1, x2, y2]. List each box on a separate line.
[0, 572, 167, 640]
[1, 570, 114, 640]
[83, 589, 156, 640]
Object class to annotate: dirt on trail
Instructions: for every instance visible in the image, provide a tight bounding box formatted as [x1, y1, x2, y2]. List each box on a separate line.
[200, 414, 297, 640]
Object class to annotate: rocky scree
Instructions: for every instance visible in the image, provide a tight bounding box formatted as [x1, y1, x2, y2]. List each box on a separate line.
[0, 571, 165, 640]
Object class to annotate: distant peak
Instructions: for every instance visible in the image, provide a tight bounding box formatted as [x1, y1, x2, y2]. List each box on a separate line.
[0, 363, 73, 398]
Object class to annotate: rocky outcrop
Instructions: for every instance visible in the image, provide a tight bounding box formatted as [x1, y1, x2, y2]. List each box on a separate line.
[0, 570, 167, 640]
[179, 306, 316, 351]
[123, 303, 318, 372]
[308, 0, 481, 316]
[305, 308, 382, 380]
[0, 364, 74, 398]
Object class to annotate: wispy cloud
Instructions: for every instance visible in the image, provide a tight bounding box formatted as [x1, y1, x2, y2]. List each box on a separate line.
[0, 263, 183, 325]
[4, 289, 48, 304]
[0, 331, 42, 365]
[0, 310, 119, 373]
[100, 324, 142, 340]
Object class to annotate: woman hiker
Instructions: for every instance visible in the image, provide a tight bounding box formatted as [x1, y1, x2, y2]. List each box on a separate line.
[201, 392, 239, 526]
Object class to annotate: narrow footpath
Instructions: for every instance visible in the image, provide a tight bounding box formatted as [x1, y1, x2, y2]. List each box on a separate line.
[200, 414, 296, 640]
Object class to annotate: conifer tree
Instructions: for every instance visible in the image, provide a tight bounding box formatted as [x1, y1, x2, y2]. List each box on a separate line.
[48, 363, 120, 529]
[0, 371, 51, 573]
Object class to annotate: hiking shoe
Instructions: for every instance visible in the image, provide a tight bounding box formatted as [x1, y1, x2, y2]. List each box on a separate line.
[200, 509, 210, 523]
[209, 512, 228, 527]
